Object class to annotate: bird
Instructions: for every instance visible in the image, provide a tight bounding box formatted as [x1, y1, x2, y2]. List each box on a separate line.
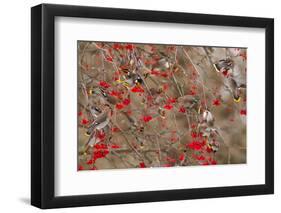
[157, 58, 170, 70]
[115, 69, 143, 89]
[89, 105, 102, 118]
[86, 106, 111, 133]
[125, 72, 143, 87]
[84, 106, 112, 148]
[158, 107, 166, 118]
[202, 110, 215, 127]
[214, 58, 246, 103]
[79, 83, 89, 106]
[207, 139, 220, 153]
[227, 78, 246, 103]
[213, 58, 234, 73]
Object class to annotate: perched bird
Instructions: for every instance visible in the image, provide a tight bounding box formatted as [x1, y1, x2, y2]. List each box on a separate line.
[213, 58, 234, 73]
[117, 55, 145, 88]
[85, 106, 112, 148]
[79, 83, 89, 106]
[227, 78, 246, 103]
[207, 139, 220, 153]
[214, 58, 246, 103]
[86, 106, 111, 133]
[116, 70, 143, 89]
[157, 58, 170, 70]
[125, 72, 143, 87]
[158, 107, 166, 118]
[202, 110, 215, 127]
[89, 105, 102, 118]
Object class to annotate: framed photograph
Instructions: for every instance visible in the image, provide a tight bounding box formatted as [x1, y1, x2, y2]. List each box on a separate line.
[31, 3, 274, 209]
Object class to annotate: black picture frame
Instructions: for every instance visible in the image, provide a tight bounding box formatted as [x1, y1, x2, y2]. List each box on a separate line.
[31, 3, 274, 209]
